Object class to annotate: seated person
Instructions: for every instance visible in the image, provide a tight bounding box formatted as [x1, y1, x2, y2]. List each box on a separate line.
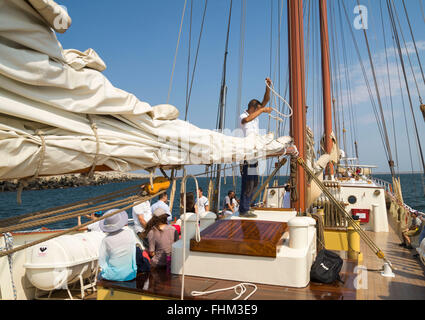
[232, 196, 240, 213]
[78, 211, 103, 232]
[196, 187, 209, 213]
[414, 214, 425, 258]
[222, 190, 237, 217]
[180, 192, 197, 214]
[141, 208, 179, 269]
[88, 211, 104, 232]
[132, 200, 152, 248]
[151, 193, 172, 223]
[400, 211, 423, 250]
[185, 192, 197, 213]
[283, 184, 291, 209]
[98, 209, 148, 281]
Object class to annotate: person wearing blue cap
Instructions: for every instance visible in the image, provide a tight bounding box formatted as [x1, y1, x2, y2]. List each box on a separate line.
[78, 211, 104, 232]
[87, 211, 103, 232]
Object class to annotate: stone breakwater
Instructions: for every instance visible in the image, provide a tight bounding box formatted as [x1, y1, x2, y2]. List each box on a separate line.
[0, 172, 150, 192]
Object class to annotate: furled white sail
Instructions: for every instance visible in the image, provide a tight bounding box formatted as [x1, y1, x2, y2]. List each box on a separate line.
[0, 0, 293, 180]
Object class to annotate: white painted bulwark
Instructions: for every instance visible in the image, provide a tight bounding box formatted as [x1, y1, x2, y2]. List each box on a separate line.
[171, 211, 317, 288]
[339, 183, 389, 232]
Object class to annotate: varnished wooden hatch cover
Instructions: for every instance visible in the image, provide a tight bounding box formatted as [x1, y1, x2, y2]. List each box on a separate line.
[190, 220, 287, 258]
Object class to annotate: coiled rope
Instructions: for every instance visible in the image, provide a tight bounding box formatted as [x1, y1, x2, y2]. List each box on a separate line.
[265, 79, 293, 121]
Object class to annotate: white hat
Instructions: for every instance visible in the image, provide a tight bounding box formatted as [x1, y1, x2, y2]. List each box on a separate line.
[153, 207, 169, 218]
[99, 209, 128, 233]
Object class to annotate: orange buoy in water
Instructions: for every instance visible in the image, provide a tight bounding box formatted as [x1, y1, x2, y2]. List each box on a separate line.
[420, 104, 425, 121]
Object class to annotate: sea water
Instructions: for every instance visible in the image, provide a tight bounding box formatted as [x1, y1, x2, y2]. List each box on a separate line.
[0, 175, 423, 231]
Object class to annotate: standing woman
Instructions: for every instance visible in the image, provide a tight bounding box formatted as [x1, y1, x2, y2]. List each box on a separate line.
[141, 208, 179, 268]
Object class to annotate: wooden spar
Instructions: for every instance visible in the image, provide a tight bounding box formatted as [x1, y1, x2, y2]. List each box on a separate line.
[288, 0, 307, 212]
[319, 0, 334, 176]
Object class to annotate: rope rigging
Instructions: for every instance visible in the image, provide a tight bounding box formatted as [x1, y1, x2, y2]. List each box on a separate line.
[341, 1, 393, 176]
[234, 0, 246, 130]
[265, 80, 293, 120]
[387, 0, 425, 193]
[0, 189, 166, 258]
[392, 0, 423, 105]
[184, 0, 208, 121]
[379, 0, 400, 175]
[167, 0, 188, 105]
[401, 0, 425, 91]
[212, 0, 233, 214]
[337, 2, 359, 160]
[355, 0, 396, 177]
[393, 40, 419, 183]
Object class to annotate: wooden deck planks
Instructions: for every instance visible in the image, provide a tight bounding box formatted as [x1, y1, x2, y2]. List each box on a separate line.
[96, 214, 425, 300]
[97, 260, 358, 300]
[357, 223, 425, 300]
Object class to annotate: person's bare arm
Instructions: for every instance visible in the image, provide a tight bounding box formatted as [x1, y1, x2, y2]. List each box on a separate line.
[261, 78, 272, 107]
[241, 107, 272, 124]
[137, 214, 147, 228]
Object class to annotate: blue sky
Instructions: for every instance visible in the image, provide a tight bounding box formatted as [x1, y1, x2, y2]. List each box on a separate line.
[57, 0, 425, 174]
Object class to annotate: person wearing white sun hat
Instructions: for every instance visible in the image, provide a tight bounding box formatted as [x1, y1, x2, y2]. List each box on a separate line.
[98, 209, 138, 281]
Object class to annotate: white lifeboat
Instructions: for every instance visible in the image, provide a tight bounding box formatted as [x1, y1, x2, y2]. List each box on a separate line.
[24, 231, 105, 292]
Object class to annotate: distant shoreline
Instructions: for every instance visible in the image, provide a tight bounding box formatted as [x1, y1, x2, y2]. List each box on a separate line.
[0, 171, 421, 192]
[0, 172, 151, 192]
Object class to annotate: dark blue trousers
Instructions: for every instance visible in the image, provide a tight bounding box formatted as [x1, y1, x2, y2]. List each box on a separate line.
[239, 162, 259, 214]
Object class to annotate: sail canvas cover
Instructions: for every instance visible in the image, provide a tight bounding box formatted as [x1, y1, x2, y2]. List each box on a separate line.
[0, 0, 293, 180]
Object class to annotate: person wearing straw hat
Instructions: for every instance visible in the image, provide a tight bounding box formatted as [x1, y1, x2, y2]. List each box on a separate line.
[98, 209, 138, 281]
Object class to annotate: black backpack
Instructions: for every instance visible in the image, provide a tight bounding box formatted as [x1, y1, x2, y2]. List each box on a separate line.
[310, 249, 343, 284]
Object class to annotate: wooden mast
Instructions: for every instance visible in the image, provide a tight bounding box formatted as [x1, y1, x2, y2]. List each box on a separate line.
[288, 0, 307, 212]
[319, 0, 334, 177]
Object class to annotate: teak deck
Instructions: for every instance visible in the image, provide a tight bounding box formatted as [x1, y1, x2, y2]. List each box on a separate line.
[189, 220, 287, 258]
[96, 220, 425, 300]
[97, 259, 358, 300]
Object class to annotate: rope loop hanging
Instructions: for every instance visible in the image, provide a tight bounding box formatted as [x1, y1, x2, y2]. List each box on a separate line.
[265, 79, 293, 121]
